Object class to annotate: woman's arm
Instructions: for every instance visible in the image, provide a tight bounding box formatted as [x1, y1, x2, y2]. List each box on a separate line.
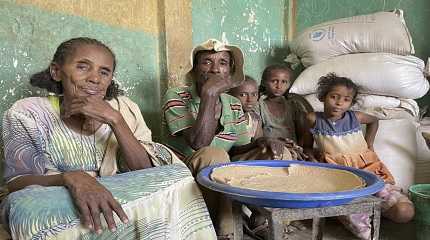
[108, 111, 152, 169]
[355, 111, 378, 150]
[7, 172, 128, 234]
[4, 99, 129, 234]
[66, 96, 152, 170]
[7, 174, 64, 192]
[62, 171, 128, 234]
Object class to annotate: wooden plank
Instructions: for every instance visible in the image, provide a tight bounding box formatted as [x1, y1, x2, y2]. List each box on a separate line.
[312, 217, 325, 240]
[161, 0, 193, 89]
[258, 197, 382, 239]
[232, 202, 244, 240]
[287, 0, 297, 41]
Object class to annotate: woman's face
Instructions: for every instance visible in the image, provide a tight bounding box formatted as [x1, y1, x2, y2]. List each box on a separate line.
[51, 44, 114, 101]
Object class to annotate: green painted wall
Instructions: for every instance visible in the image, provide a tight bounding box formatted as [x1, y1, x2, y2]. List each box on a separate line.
[291, 0, 430, 107]
[192, 0, 288, 82]
[0, 1, 163, 139]
[2, 0, 427, 142]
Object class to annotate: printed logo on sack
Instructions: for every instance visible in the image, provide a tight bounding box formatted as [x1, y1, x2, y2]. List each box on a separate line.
[310, 29, 326, 41]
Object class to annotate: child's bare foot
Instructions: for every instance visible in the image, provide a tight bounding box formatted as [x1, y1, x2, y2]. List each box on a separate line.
[248, 212, 268, 239]
[285, 220, 307, 233]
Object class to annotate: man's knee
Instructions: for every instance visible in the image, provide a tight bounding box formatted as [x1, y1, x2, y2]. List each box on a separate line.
[186, 146, 230, 175]
[195, 146, 230, 165]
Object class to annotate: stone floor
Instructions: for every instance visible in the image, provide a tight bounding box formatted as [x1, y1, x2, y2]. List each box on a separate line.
[244, 218, 416, 240]
[0, 218, 416, 240]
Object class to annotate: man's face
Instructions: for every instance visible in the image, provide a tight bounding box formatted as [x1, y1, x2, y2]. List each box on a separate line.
[194, 51, 232, 92]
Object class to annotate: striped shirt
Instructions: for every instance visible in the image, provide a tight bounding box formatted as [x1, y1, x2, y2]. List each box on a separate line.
[163, 85, 250, 158]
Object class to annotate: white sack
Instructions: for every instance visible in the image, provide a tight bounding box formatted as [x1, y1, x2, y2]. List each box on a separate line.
[286, 9, 414, 68]
[373, 118, 418, 192]
[289, 53, 429, 99]
[304, 93, 419, 119]
[416, 118, 430, 184]
[304, 94, 400, 111]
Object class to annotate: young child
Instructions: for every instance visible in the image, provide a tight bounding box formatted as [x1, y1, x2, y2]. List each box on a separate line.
[303, 73, 415, 239]
[258, 64, 311, 159]
[259, 64, 313, 147]
[229, 74, 306, 161]
[229, 74, 308, 239]
[229, 75, 263, 140]
[259, 64, 297, 140]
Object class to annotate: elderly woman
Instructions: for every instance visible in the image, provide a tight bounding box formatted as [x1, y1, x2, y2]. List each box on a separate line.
[1, 37, 216, 239]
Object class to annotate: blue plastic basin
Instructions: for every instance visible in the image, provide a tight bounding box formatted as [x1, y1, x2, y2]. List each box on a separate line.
[196, 160, 384, 208]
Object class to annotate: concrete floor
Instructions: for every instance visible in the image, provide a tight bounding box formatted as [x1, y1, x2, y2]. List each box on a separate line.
[244, 218, 416, 240]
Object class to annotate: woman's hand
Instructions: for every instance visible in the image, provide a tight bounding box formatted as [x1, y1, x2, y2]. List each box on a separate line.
[63, 96, 121, 126]
[63, 171, 129, 234]
[63, 96, 152, 170]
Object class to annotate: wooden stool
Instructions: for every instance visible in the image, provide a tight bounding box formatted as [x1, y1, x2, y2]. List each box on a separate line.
[233, 196, 382, 240]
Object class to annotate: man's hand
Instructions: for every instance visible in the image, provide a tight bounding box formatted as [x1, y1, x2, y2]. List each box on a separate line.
[63, 171, 129, 234]
[200, 73, 233, 97]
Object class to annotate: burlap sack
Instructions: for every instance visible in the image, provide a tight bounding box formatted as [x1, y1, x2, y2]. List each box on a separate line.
[289, 53, 428, 99]
[286, 9, 414, 68]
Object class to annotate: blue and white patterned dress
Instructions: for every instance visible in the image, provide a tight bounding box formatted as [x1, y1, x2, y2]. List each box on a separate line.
[1, 96, 216, 240]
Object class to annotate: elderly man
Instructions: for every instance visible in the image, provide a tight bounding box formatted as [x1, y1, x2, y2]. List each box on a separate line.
[163, 39, 252, 239]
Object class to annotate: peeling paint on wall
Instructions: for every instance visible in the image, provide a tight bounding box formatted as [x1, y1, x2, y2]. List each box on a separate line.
[0, 1, 163, 142]
[192, 0, 288, 82]
[14, 0, 160, 34]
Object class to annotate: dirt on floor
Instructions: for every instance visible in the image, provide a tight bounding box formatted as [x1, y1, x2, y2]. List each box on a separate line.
[244, 218, 416, 240]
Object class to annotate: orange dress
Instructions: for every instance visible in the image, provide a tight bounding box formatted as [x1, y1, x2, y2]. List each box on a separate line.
[311, 111, 395, 184]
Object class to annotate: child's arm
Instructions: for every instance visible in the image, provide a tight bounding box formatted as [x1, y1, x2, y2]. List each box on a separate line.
[355, 111, 378, 151]
[303, 112, 317, 161]
[228, 137, 284, 157]
[289, 93, 314, 147]
[251, 111, 264, 140]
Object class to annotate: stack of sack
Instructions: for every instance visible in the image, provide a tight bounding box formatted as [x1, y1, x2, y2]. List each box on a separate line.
[286, 9, 430, 191]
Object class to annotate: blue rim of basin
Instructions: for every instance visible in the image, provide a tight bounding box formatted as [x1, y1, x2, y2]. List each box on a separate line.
[197, 160, 385, 205]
